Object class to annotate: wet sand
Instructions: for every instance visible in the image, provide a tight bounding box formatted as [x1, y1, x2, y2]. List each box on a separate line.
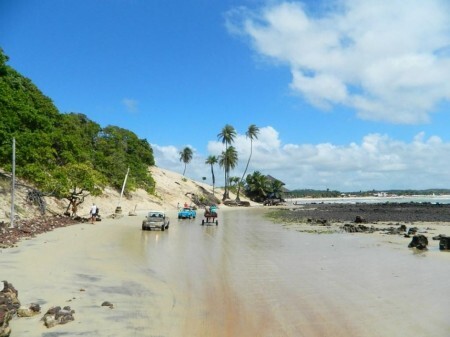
[3, 208, 450, 336]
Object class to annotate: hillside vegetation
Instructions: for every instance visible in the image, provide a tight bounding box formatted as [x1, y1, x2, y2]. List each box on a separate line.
[0, 48, 155, 206]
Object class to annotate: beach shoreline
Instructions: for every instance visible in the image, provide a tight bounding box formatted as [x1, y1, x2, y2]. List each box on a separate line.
[2, 204, 450, 336]
[2, 168, 450, 336]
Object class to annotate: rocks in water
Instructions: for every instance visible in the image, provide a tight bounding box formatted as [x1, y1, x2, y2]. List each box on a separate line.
[381, 223, 407, 235]
[101, 301, 114, 309]
[0, 282, 77, 334]
[342, 224, 376, 233]
[354, 216, 367, 223]
[439, 236, 450, 251]
[17, 303, 41, 317]
[407, 227, 418, 235]
[408, 234, 428, 250]
[42, 306, 75, 328]
[432, 234, 447, 240]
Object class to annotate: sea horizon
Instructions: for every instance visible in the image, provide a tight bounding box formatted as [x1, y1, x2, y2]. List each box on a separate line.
[288, 194, 450, 205]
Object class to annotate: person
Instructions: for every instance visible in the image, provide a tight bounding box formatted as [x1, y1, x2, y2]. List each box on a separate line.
[90, 203, 97, 224]
[71, 203, 78, 217]
[184, 202, 188, 208]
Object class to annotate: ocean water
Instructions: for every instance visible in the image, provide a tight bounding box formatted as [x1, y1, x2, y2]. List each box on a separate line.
[289, 195, 450, 205]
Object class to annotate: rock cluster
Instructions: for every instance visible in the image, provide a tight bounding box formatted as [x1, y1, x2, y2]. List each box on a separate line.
[17, 303, 40, 318]
[0, 281, 20, 337]
[286, 202, 450, 223]
[41, 306, 75, 328]
[0, 281, 79, 336]
[342, 223, 377, 233]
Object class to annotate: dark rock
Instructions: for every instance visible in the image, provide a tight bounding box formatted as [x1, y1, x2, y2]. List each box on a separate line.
[408, 234, 428, 250]
[407, 227, 418, 235]
[42, 305, 75, 328]
[0, 281, 20, 337]
[382, 224, 407, 235]
[29, 303, 40, 313]
[354, 216, 366, 223]
[101, 301, 114, 309]
[342, 224, 376, 233]
[439, 237, 450, 251]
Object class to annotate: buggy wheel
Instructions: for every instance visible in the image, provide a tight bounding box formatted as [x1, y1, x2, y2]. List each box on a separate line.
[161, 225, 165, 231]
[202, 219, 205, 226]
[216, 220, 218, 226]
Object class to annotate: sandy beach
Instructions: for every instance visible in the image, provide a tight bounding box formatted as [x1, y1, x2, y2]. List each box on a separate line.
[2, 205, 450, 336]
[2, 169, 450, 336]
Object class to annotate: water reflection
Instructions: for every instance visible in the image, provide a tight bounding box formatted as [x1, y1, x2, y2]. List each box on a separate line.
[123, 208, 450, 336]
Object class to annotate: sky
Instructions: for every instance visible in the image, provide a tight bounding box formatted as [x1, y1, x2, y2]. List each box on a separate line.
[1, 0, 450, 192]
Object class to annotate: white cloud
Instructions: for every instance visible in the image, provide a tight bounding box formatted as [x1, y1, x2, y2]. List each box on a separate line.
[122, 98, 138, 113]
[227, 0, 450, 124]
[153, 126, 450, 191]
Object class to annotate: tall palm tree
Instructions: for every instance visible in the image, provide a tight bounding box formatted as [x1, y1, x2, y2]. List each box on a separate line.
[236, 124, 260, 201]
[205, 155, 218, 194]
[218, 146, 238, 200]
[217, 124, 236, 200]
[179, 146, 193, 176]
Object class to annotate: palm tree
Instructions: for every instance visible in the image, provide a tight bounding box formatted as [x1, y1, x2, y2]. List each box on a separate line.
[179, 146, 193, 176]
[218, 146, 238, 200]
[217, 124, 237, 200]
[245, 171, 270, 202]
[229, 176, 240, 190]
[236, 124, 260, 201]
[269, 179, 285, 199]
[205, 155, 218, 194]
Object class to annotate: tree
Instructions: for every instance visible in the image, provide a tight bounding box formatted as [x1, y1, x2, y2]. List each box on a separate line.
[269, 179, 285, 199]
[0, 47, 9, 76]
[228, 176, 241, 193]
[236, 124, 259, 201]
[50, 162, 107, 211]
[0, 51, 157, 204]
[217, 124, 237, 200]
[94, 125, 155, 193]
[205, 155, 218, 195]
[179, 146, 193, 176]
[218, 146, 238, 199]
[245, 171, 270, 202]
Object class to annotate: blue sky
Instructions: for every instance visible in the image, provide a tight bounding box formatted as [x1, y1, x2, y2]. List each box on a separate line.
[1, 0, 450, 191]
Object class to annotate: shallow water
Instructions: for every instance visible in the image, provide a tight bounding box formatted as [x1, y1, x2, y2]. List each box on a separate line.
[5, 208, 450, 336]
